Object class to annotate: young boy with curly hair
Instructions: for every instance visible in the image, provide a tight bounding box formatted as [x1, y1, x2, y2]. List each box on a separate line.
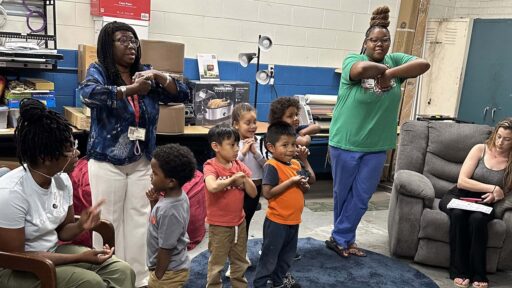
[269, 97, 321, 147]
[146, 144, 197, 288]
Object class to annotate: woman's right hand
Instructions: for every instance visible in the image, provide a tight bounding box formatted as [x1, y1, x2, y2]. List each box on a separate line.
[79, 244, 114, 264]
[133, 75, 152, 95]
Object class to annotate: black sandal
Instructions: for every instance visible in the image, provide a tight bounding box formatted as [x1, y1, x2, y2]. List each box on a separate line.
[325, 237, 349, 258]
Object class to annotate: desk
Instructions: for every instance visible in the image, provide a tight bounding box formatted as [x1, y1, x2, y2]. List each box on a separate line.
[1, 122, 332, 174]
[158, 122, 269, 136]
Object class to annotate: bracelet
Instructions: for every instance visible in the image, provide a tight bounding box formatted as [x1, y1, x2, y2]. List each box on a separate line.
[119, 86, 127, 98]
[492, 185, 497, 193]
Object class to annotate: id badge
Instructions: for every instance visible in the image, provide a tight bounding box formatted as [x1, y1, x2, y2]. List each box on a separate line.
[128, 126, 146, 141]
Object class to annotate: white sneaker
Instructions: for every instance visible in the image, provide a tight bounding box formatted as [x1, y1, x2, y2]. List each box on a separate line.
[225, 266, 231, 278]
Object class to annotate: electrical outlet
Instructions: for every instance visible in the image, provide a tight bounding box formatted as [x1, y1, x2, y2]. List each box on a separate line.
[268, 64, 275, 85]
[268, 64, 275, 76]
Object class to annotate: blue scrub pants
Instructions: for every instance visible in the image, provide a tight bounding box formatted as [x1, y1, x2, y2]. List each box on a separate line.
[330, 146, 387, 248]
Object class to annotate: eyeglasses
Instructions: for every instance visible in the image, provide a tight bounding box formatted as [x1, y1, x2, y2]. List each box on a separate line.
[65, 139, 79, 158]
[114, 37, 140, 48]
[366, 38, 391, 45]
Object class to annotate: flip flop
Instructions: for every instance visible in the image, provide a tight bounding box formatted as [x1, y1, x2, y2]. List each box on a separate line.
[347, 243, 367, 257]
[325, 237, 349, 258]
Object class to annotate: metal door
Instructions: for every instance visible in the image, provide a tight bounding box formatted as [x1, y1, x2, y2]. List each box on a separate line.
[458, 19, 512, 124]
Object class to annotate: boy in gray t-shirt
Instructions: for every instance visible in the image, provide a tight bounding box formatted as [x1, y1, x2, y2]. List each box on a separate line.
[145, 144, 197, 288]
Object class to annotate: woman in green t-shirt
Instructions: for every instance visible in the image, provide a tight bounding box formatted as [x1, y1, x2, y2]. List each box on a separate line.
[325, 6, 430, 258]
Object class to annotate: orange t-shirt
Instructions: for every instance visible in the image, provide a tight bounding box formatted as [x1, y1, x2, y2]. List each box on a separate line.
[263, 158, 304, 225]
[203, 158, 252, 226]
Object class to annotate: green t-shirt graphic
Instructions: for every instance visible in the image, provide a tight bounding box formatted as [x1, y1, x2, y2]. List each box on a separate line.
[329, 53, 416, 152]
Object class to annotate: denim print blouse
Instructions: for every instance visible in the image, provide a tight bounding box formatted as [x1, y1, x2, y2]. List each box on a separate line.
[78, 63, 190, 166]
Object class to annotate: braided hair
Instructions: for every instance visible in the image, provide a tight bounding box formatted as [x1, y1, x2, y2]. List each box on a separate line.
[97, 21, 144, 86]
[360, 6, 391, 54]
[14, 98, 73, 167]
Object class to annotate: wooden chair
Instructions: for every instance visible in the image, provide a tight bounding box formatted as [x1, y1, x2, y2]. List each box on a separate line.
[0, 216, 115, 288]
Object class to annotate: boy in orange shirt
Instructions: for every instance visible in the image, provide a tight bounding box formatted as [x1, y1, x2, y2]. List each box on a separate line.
[203, 124, 257, 288]
[253, 122, 315, 288]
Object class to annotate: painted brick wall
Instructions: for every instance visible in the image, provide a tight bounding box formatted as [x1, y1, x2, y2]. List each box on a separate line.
[429, 0, 457, 18]
[149, 0, 400, 68]
[454, 0, 512, 17]
[0, 0, 400, 68]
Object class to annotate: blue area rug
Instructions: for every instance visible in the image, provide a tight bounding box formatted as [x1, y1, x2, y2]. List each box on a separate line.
[184, 237, 439, 288]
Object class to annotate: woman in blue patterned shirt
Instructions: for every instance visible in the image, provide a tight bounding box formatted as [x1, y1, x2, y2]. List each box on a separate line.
[78, 21, 189, 288]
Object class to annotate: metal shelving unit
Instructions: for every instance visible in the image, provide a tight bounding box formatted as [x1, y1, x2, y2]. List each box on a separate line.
[0, 0, 61, 70]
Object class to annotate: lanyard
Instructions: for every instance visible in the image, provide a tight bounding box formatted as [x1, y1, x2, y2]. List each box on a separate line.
[127, 95, 140, 126]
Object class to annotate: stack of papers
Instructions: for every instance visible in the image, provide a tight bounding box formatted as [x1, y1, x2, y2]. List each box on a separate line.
[447, 199, 493, 214]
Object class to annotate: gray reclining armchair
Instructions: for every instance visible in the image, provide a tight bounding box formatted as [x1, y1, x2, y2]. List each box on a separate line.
[388, 120, 512, 272]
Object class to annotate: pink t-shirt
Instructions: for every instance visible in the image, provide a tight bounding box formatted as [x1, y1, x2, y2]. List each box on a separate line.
[203, 158, 252, 226]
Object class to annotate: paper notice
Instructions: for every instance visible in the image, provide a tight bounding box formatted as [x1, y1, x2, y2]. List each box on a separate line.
[447, 199, 493, 214]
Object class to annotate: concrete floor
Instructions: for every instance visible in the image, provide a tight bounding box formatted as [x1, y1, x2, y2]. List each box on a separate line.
[190, 180, 512, 288]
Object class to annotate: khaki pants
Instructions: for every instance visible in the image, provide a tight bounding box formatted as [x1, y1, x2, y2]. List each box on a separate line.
[148, 269, 189, 288]
[0, 245, 135, 288]
[207, 221, 249, 288]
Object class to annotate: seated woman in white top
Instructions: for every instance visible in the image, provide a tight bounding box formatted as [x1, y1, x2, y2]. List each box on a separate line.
[0, 98, 135, 288]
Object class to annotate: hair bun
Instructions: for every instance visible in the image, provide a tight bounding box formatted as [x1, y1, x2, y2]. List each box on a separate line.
[19, 98, 47, 123]
[370, 6, 390, 28]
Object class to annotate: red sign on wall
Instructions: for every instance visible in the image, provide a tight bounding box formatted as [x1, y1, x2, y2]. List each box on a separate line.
[91, 0, 151, 21]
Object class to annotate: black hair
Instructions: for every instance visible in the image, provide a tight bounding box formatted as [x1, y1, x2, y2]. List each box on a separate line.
[232, 102, 256, 126]
[153, 144, 197, 187]
[360, 6, 391, 54]
[269, 97, 300, 124]
[97, 21, 144, 86]
[14, 98, 73, 167]
[208, 124, 240, 145]
[266, 121, 296, 146]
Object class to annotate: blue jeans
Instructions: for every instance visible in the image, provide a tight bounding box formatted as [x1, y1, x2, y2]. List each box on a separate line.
[253, 218, 299, 288]
[330, 146, 387, 248]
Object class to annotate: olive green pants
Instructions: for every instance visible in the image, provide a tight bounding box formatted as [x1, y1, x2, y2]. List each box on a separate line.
[0, 245, 135, 288]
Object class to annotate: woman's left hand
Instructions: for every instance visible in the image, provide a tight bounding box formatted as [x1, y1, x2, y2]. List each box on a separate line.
[133, 70, 156, 82]
[481, 192, 496, 204]
[376, 70, 393, 91]
[78, 198, 106, 230]
[493, 186, 505, 202]
[133, 70, 170, 87]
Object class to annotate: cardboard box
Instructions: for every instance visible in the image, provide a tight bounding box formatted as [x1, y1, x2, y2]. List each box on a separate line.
[24, 78, 55, 90]
[64, 106, 91, 130]
[140, 40, 184, 73]
[157, 103, 185, 134]
[7, 93, 56, 109]
[78, 44, 98, 83]
[91, 0, 150, 21]
[188, 81, 250, 126]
